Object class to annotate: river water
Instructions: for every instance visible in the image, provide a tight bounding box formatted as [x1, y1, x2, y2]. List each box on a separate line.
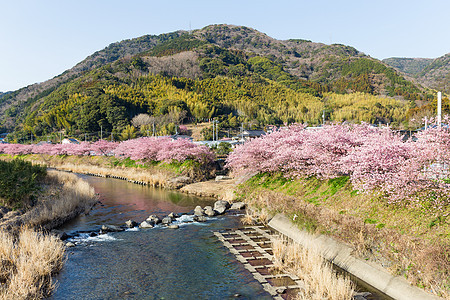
[51, 175, 272, 300]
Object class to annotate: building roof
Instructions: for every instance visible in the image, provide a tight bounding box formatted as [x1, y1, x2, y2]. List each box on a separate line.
[61, 138, 80, 144]
[170, 134, 193, 140]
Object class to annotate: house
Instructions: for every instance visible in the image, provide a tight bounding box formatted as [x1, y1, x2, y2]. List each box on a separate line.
[170, 134, 193, 141]
[0, 133, 8, 143]
[236, 130, 266, 141]
[416, 124, 450, 131]
[61, 138, 80, 144]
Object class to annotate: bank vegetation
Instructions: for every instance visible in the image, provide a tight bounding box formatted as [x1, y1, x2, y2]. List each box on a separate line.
[0, 159, 97, 299]
[229, 123, 450, 298]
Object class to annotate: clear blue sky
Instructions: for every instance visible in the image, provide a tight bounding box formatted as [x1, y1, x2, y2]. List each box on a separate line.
[1, 0, 449, 92]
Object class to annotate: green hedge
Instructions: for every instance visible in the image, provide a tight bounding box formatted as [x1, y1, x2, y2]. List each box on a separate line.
[0, 160, 47, 208]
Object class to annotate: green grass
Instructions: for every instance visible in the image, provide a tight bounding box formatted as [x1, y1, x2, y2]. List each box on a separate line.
[288, 212, 318, 232]
[238, 172, 450, 297]
[322, 176, 350, 196]
[240, 172, 449, 244]
[0, 159, 47, 208]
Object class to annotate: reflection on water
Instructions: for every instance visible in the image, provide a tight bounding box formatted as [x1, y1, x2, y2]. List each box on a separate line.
[52, 176, 271, 299]
[58, 175, 216, 233]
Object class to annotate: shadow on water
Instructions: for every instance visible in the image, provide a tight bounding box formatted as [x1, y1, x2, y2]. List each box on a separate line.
[51, 176, 272, 299]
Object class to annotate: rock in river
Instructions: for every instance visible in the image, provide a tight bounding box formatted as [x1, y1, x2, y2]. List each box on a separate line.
[167, 212, 178, 219]
[214, 200, 230, 215]
[139, 221, 154, 228]
[204, 206, 216, 217]
[146, 215, 161, 224]
[231, 202, 246, 210]
[194, 215, 207, 222]
[101, 225, 125, 232]
[125, 220, 138, 228]
[194, 206, 204, 216]
[161, 216, 173, 225]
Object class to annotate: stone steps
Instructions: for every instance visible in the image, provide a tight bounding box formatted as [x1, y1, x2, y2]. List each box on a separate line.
[214, 226, 304, 299]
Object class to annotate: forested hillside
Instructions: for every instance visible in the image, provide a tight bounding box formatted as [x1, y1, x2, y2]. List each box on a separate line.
[417, 53, 450, 94]
[1, 24, 443, 143]
[384, 53, 450, 94]
[382, 57, 433, 75]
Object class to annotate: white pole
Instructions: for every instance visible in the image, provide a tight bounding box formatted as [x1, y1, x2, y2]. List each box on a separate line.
[437, 92, 442, 127]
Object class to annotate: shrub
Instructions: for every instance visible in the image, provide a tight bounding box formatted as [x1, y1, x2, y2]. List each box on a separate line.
[0, 160, 47, 208]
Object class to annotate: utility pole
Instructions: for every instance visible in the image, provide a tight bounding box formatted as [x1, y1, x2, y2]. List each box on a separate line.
[100, 125, 103, 140]
[212, 121, 215, 141]
[240, 123, 243, 141]
[153, 122, 155, 136]
[322, 110, 325, 125]
[437, 92, 442, 128]
[216, 120, 219, 141]
[111, 132, 113, 142]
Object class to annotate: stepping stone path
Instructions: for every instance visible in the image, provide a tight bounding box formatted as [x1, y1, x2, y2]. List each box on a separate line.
[214, 225, 304, 300]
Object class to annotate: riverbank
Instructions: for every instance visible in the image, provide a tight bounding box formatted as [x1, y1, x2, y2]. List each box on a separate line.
[237, 173, 449, 299]
[1, 154, 447, 298]
[0, 160, 97, 300]
[0, 153, 214, 189]
[0, 170, 97, 231]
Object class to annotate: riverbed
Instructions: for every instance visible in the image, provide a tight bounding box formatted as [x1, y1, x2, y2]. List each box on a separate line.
[50, 175, 272, 299]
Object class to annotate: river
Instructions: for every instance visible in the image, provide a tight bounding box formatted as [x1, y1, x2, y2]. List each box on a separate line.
[50, 175, 272, 299]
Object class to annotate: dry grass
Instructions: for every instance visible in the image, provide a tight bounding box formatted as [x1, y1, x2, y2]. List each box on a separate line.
[0, 227, 65, 299]
[240, 208, 271, 225]
[22, 170, 97, 229]
[271, 237, 355, 300]
[241, 210, 256, 225]
[0, 162, 98, 299]
[237, 173, 450, 298]
[52, 162, 170, 187]
[25, 155, 174, 188]
[0, 170, 97, 231]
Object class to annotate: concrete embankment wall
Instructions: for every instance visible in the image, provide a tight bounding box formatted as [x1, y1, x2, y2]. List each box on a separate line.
[268, 214, 442, 300]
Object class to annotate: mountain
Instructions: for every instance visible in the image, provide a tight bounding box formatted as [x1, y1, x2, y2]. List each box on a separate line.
[384, 53, 450, 94]
[417, 53, 450, 94]
[0, 31, 186, 128]
[382, 57, 433, 75]
[0, 24, 437, 142]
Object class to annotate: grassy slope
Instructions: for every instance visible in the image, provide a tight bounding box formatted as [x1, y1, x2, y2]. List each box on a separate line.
[0, 160, 97, 299]
[1, 153, 214, 186]
[237, 173, 449, 297]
